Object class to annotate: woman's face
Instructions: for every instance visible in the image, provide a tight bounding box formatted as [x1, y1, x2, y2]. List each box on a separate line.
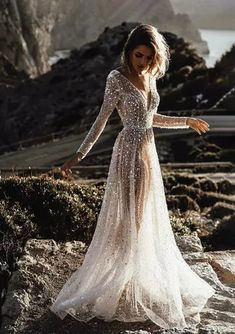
[129, 45, 154, 75]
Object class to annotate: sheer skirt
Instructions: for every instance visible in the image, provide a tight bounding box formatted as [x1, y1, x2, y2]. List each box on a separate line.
[50, 126, 215, 329]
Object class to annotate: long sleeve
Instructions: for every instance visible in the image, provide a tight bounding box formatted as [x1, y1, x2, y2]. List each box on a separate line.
[152, 77, 189, 129]
[76, 71, 121, 159]
[153, 112, 189, 129]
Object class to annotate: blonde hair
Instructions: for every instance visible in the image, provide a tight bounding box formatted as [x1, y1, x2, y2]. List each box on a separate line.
[120, 24, 170, 79]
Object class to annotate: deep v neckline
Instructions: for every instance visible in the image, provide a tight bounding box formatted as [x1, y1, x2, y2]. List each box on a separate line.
[115, 70, 152, 111]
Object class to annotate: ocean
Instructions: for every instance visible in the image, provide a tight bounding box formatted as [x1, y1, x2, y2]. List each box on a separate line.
[49, 29, 235, 69]
[199, 29, 235, 68]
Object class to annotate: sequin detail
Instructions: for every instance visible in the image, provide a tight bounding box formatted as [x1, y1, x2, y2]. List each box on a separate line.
[76, 69, 189, 158]
[50, 69, 215, 329]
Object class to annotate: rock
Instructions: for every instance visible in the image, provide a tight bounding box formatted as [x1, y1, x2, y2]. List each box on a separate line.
[188, 143, 221, 163]
[209, 202, 235, 219]
[199, 179, 218, 193]
[2, 289, 31, 318]
[205, 251, 235, 286]
[0, 261, 11, 310]
[0, 51, 28, 86]
[0, 1, 59, 77]
[171, 185, 203, 203]
[169, 194, 201, 212]
[190, 262, 234, 297]
[216, 180, 235, 195]
[175, 235, 204, 253]
[199, 195, 234, 212]
[197, 152, 221, 163]
[1, 237, 235, 333]
[209, 213, 235, 250]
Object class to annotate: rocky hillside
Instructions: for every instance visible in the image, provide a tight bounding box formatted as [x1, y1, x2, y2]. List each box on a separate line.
[0, 0, 60, 77]
[0, 22, 234, 151]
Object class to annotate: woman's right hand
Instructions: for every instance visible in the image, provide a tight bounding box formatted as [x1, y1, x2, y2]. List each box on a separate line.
[59, 153, 83, 178]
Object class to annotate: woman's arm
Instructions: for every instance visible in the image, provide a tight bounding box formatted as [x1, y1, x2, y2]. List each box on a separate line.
[76, 71, 121, 158]
[153, 112, 190, 129]
[59, 71, 121, 177]
[151, 76, 189, 129]
[153, 112, 210, 135]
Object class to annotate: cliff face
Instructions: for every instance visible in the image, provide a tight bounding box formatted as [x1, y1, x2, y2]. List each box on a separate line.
[0, 0, 60, 77]
[51, 0, 208, 54]
[0, 0, 207, 77]
[171, 0, 235, 29]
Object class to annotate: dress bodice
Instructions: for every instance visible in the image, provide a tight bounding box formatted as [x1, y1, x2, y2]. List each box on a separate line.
[76, 69, 189, 159]
[112, 69, 160, 130]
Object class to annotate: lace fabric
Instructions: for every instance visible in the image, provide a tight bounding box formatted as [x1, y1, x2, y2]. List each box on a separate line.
[50, 69, 215, 329]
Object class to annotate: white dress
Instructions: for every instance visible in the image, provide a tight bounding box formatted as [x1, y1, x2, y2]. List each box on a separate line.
[49, 69, 215, 329]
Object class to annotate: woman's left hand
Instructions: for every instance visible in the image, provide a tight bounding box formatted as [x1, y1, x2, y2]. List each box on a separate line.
[186, 117, 210, 135]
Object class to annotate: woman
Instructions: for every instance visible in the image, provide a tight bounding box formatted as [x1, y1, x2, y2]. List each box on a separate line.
[50, 24, 215, 329]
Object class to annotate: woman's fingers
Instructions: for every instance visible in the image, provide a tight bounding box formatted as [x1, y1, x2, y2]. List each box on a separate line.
[59, 167, 72, 178]
[188, 117, 210, 136]
[60, 169, 66, 177]
[199, 119, 210, 129]
[199, 121, 209, 132]
[191, 118, 210, 135]
[200, 123, 209, 132]
[197, 123, 206, 133]
[198, 118, 208, 126]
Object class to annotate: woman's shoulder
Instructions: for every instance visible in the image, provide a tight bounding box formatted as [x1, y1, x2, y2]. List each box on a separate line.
[105, 67, 125, 91]
[107, 66, 122, 79]
[109, 66, 155, 81]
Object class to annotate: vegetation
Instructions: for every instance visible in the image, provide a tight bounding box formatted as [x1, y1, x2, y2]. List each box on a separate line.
[0, 175, 105, 269]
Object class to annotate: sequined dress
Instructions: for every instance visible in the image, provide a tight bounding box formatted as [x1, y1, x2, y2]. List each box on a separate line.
[49, 69, 215, 329]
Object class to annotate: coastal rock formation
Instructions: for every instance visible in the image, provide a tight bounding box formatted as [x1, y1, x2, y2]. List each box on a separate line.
[0, 23, 233, 166]
[1, 237, 235, 333]
[0, 22, 207, 148]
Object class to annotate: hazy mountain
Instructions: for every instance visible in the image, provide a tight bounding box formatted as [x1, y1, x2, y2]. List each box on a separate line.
[51, 0, 208, 54]
[171, 0, 235, 29]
